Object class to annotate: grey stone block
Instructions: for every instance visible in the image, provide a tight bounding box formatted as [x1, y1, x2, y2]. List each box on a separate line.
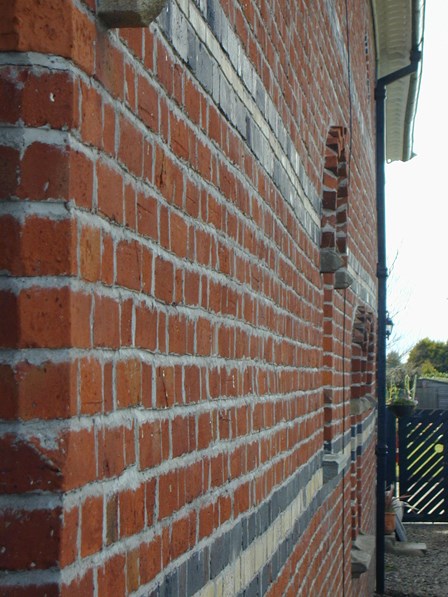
[244, 575, 260, 597]
[187, 27, 199, 70]
[231, 521, 243, 558]
[334, 268, 353, 289]
[320, 248, 344, 273]
[210, 533, 230, 579]
[187, 550, 208, 595]
[197, 45, 213, 94]
[98, 0, 167, 28]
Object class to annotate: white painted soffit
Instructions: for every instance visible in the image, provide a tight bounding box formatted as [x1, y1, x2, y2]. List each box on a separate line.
[371, 0, 425, 162]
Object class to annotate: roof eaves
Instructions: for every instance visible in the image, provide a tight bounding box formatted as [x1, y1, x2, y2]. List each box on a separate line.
[371, 0, 426, 162]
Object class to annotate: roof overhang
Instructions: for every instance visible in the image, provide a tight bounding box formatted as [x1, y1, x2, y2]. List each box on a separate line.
[371, 0, 425, 162]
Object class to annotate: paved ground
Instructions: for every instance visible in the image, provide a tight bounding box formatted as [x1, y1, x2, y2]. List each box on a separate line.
[375, 523, 448, 597]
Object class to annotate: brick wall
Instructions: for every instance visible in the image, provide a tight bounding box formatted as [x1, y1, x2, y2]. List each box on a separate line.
[0, 0, 378, 595]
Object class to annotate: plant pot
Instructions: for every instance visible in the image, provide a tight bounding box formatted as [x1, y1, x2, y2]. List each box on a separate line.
[385, 511, 396, 535]
[387, 403, 416, 418]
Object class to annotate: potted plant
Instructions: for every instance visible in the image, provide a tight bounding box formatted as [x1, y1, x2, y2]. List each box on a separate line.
[384, 484, 400, 534]
[387, 374, 418, 417]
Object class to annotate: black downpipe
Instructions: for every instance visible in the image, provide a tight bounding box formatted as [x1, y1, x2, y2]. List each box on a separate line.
[375, 51, 421, 595]
[375, 80, 387, 596]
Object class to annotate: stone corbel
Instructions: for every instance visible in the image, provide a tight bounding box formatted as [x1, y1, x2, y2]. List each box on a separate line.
[98, 0, 167, 28]
[334, 268, 353, 289]
[351, 533, 375, 578]
[320, 248, 343, 273]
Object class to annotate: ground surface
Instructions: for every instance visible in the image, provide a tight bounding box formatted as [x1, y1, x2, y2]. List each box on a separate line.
[375, 523, 448, 597]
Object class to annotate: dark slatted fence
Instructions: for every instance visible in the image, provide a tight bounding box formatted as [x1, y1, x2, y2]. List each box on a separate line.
[398, 409, 448, 522]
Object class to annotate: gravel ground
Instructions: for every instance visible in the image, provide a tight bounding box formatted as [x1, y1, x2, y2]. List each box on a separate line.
[375, 523, 448, 597]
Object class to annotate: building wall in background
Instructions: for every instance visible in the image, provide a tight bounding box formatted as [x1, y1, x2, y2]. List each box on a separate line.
[0, 0, 377, 595]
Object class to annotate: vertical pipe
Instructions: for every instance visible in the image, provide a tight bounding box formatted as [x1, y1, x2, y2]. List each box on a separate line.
[374, 54, 421, 594]
[386, 410, 397, 488]
[375, 81, 387, 595]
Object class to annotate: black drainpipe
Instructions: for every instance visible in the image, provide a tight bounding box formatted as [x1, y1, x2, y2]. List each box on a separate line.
[375, 48, 422, 594]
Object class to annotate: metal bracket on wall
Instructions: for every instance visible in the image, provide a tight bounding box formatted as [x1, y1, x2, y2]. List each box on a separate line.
[97, 0, 167, 28]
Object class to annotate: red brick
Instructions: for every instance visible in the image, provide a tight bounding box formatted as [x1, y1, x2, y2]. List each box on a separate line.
[18, 287, 91, 348]
[184, 269, 200, 306]
[154, 256, 174, 304]
[0, 507, 61, 570]
[106, 493, 119, 545]
[0, 291, 19, 347]
[185, 178, 200, 217]
[199, 502, 215, 539]
[80, 80, 102, 147]
[156, 40, 173, 95]
[234, 481, 250, 516]
[0, 67, 22, 124]
[155, 366, 178, 408]
[170, 210, 188, 258]
[119, 486, 145, 538]
[158, 470, 180, 519]
[120, 298, 133, 346]
[124, 61, 137, 111]
[97, 553, 126, 597]
[124, 182, 137, 229]
[102, 100, 116, 155]
[172, 416, 189, 458]
[0, 0, 71, 55]
[141, 362, 154, 408]
[185, 77, 201, 125]
[20, 216, 77, 276]
[94, 295, 120, 348]
[118, 114, 143, 177]
[61, 428, 97, 490]
[0, 215, 20, 274]
[60, 506, 79, 567]
[79, 357, 103, 414]
[23, 69, 77, 130]
[159, 203, 169, 250]
[101, 233, 115, 285]
[196, 317, 212, 356]
[116, 239, 141, 291]
[80, 224, 101, 282]
[124, 423, 136, 467]
[14, 360, 76, 420]
[168, 313, 187, 355]
[68, 148, 94, 209]
[185, 460, 202, 503]
[81, 495, 103, 557]
[95, 32, 125, 100]
[116, 359, 142, 408]
[145, 478, 156, 525]
[155, 146, 184, 206]
[18, 142, 69, 201]
[135, 303, 157, 350]
[97, 159, 123, 223]
[126, 547, 140, 594]
[140, 535, 162, 584]
[139, 419, 167, 470]
[137, 191, 158, 240]
[170, 511, 196, 560]
[170, 114, 189, 161]
[61, 570, 94, 597]
[0, 434, 63, 494]
[138, 76, 159, 131]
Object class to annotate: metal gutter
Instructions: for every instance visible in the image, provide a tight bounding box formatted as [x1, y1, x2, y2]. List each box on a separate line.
[372, 0, 425, 161]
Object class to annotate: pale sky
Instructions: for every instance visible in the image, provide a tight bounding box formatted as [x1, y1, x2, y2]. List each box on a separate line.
[385, 0, 448, 358]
